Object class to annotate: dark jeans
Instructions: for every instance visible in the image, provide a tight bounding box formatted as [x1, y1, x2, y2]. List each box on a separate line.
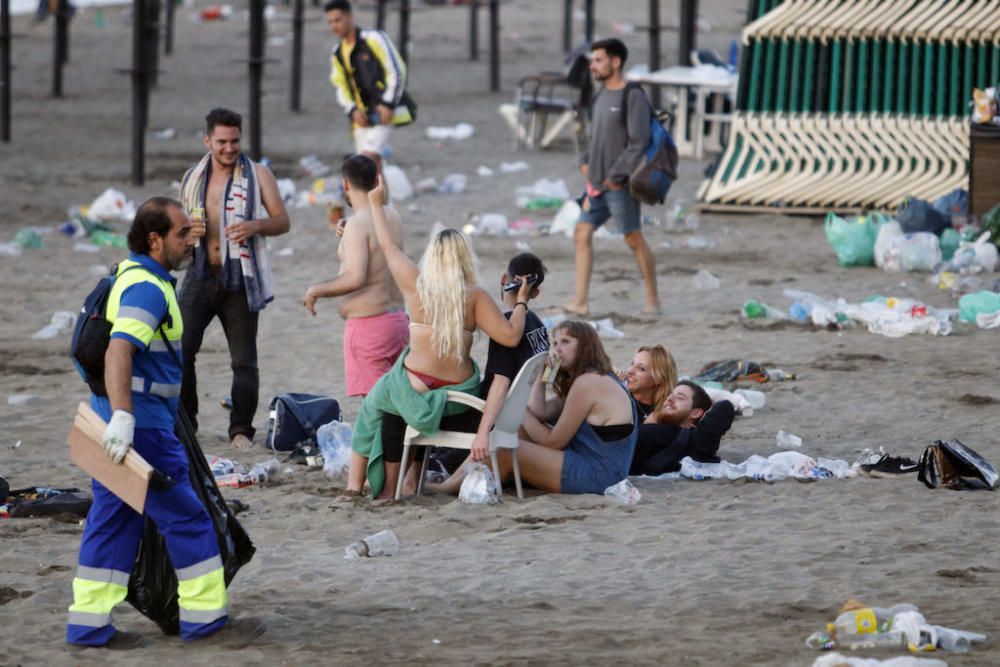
[179, 273, 259, 440]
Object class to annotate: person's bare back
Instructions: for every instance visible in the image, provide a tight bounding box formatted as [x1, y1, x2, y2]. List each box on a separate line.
[337, 206, 405, 320]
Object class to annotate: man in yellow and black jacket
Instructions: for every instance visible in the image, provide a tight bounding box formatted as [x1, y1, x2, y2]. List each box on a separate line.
[325, 0, 412, 164]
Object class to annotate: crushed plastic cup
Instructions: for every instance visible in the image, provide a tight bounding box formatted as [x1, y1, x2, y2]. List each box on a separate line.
[693, 269, 720, 289]
[776, 430, 803, 448]
[345, 529, 399, 560]
[603, 479, 641, 505]
[32, 310, 76, 340]
[426, 123, 474, 140]
[733, 389, 765, 410]
[438, 173, 468, 194]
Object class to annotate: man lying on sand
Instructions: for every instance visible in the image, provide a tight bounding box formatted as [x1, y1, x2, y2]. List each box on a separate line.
[629, 380, 735, 476]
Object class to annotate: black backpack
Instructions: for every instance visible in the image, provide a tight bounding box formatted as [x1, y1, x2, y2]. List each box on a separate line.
[265, 393, 341, 452]
[71, 264, 173, 397]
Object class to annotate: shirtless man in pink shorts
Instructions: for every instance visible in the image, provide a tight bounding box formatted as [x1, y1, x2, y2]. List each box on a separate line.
[303, 154, 408, 397]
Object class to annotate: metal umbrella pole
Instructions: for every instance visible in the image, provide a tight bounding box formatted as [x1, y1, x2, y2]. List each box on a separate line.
[469, 0, 478, 61]
[52, 0, 68, 96]
[131, 0, 149, 184]
[398, 0, 409, 61]
[1, 0, 10, 141]
[290, 0, 303, 111]
[165, 0, 175, 55]
[648, 0, 661, 108]
[248, 0, 265, 160]
[488, 0, 498, 91]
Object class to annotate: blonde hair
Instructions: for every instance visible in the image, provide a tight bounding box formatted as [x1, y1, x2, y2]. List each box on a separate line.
[636, 345, 678, 412]
[416, 229, 480, 363]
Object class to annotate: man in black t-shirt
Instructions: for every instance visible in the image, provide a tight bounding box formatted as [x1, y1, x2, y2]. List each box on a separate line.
[630, 380, 735, 476]
[431, 253, 550, 486]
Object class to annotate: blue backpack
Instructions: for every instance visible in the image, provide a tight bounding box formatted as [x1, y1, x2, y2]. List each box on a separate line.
[620, 82, 679, 205]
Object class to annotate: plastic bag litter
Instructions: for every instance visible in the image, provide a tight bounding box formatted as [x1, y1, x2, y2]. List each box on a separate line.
[957, 290, 1000, 323]
[88, 188, 136, 223]
[590, 318, 625, 339]
[32, 310, 76, 340]
[604, 479, 641, 505]
[549, 200, 581, 237]
[515, 178, 570, 209]
[458, 462, 500, 505]
[317, 420, 353, 478]
[897, 197, 950, 236]
[127, 408, 255, 635]
[693, 269, 721, 289]
[825, 213, 880, 267]
[500, 161, 529, 173]
[469, 213, 509, 236]
[944, 231, 998, 273]
[276, 178, 296, 204]
[811, 653, 947, 667]
[382, 164, 414, 200]
[426, 123, 474, 140]
[678, 451, 849, 482]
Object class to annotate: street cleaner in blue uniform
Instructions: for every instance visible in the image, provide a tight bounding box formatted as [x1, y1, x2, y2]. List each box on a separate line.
[67, 197, 262, 648]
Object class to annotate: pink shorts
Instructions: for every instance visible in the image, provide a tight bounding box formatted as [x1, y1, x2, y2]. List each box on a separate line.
[344, 310, 409, 397]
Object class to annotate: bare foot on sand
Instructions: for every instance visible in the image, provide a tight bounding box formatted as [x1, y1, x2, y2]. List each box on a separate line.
[560, 302, 590, 317]
[230, 434, 254, 450]
[333, 489, 364, 502]
[640, 302, 662, 316]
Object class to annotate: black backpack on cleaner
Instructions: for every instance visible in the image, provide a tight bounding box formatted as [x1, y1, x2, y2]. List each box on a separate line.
[71, 264, 168, 396]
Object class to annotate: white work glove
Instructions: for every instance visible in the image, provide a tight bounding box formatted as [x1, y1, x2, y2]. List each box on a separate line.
[102, 410, 135, 464]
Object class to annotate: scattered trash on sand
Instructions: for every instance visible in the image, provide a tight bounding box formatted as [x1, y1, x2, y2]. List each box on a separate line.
[32, 311, 76, 340]
[516, 178, 570, 210]
[476, 165, 494, 177]
[549, 200, 581, 237]
[776, 430, 803, 448]
[345, 529, 399, 559]
[8, 395, 42, 407]
[438, 173, 468, 194]
[298, 155, 330, 178]
[693, 269, 720, 289]
[208, 455, 280, 488]
[426, 123, 474, 141]
[648, 451, 851, 482]
[604, 478, 641, 505]
[153, 128, 176, 140]
[500, 161, 529, 173]
[806, 600, 985, 658]
[916, 439, 998, 490]
[88, 188, 136, 223]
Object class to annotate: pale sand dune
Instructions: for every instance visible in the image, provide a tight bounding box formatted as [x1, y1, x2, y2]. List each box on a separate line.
[2, 0, 999, 664]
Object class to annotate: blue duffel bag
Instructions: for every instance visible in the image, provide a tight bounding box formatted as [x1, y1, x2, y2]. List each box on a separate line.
[265, 393, 341, 452]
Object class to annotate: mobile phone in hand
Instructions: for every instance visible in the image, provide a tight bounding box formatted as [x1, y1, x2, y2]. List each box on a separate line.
[503, 273, 539, 293]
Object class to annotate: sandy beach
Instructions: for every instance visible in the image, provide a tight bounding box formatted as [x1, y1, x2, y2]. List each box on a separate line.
[2, 0, 999, 664]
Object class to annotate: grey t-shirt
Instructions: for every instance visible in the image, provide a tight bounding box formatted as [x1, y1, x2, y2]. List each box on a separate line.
[583, 85, 652, 192]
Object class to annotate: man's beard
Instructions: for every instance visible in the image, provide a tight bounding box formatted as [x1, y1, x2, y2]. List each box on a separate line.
[170, 251, 193, 272]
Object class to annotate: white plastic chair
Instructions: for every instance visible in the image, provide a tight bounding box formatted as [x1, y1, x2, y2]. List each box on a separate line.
[395, 352, 548, 501]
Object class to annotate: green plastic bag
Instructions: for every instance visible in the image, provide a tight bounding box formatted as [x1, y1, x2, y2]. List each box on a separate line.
[958, 291, 1000, 322]
[940, 228, 961, 261]
[825, 213, 880, 267]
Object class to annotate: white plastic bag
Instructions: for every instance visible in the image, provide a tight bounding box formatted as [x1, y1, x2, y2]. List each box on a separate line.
[874, 220, 904, 271]
[549, 200, 581, 237]
[88, 188, 136, 222]
[458, 462, 500, 505]
[382, 164, 414, 200]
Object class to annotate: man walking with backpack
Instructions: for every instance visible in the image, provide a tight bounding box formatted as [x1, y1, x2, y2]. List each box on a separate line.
[325, 0, 412, 170]
[564, 38, 661, 317]
[67, 198, 259, 646]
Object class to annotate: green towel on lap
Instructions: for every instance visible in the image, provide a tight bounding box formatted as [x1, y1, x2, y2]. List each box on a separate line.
[351, 347, 481, 498]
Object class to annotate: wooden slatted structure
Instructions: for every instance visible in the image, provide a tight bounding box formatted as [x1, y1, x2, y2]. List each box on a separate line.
[698, 0, 1000, 211]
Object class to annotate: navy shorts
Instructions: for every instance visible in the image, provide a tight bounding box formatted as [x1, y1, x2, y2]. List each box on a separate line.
[580, 188, 642, 234]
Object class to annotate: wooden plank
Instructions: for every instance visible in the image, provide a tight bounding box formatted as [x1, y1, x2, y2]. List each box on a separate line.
[68, 403, 152, 514]
[694, 202, 867, 217]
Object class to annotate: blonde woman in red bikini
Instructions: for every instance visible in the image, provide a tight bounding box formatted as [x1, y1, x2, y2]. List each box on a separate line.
[345, 177, 536, 498]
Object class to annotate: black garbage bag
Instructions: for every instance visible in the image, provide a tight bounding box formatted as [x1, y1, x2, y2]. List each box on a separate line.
[126, 408, 256, 635]
[897, 197, 951, 236]
[917, 439, 999, 491]
[5, 486, 91, 518]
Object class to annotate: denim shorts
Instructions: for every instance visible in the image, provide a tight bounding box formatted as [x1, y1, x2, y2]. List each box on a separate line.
[580, 187, 641, 234]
